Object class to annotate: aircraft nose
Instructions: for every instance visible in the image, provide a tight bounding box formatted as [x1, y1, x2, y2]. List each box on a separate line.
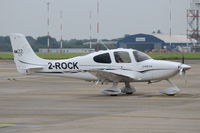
[179, 64, 191, 71]
[178, 64, 191, 76]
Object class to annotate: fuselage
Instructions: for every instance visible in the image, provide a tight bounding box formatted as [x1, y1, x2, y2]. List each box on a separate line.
[32, 49, 184, 82]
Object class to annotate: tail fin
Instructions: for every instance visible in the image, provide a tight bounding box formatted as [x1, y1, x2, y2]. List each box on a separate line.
[10, 33, 45, 74]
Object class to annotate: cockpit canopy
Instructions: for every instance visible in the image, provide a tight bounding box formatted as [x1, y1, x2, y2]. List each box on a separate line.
[133, 50, 151, 62]
[93, 53, 111, 64]
[93, 49, 151, 64]
[114, 51, 131, 63]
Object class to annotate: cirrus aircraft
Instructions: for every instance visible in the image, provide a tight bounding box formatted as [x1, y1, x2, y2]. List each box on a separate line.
[10, 33, 191, 96]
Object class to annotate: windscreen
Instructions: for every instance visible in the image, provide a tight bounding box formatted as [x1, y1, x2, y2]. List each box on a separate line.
[133, 51, 151, 62]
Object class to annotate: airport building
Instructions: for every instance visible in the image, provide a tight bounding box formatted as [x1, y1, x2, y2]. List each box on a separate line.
[116, 34, 194, 52]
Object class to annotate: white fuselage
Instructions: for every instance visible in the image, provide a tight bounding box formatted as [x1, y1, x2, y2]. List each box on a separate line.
[32, 49, 181, 82]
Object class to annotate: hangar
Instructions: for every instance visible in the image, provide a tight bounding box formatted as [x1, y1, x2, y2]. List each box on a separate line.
[116, 34, 193, 52]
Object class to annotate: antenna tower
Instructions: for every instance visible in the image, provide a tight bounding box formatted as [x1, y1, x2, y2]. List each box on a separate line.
[89, 10, 92, 49]
[47, 2, 50, 52]
[187, 0, 200, 46]
[60, 10, 63, 53]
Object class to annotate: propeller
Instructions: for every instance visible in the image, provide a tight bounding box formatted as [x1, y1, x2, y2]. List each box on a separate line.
[179, 67, 187, 84]
[183, 71, 187, 85]
[182, 52, 185, 64]
[179, 52, 190, 85]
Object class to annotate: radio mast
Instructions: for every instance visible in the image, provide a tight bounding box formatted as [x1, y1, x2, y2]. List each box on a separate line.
[89, 10, 92, 49]
[60, 10, 63, 53]
[47, 2, 50, 52]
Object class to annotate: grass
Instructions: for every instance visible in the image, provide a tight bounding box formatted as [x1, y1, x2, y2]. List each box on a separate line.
[0, 52, 86, 60]
[148, 52, 200, 60]
[0, 52, 13, 60]
[37, 53, 86, 59]
[1, 52, 200, 60]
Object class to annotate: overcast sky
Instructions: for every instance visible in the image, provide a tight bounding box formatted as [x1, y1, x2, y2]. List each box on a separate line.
[0, 0, 190, 40]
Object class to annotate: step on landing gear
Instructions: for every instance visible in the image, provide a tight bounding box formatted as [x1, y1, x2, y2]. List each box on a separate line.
[102, 82, 136, 96]
[121, 82, 136, 95]
[102, 82, 121, 96]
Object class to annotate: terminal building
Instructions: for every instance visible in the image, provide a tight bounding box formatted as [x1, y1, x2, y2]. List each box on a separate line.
[116, 34, 194, 52]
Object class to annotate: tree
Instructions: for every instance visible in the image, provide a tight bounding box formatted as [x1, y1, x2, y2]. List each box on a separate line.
[157, 29, 162, 34]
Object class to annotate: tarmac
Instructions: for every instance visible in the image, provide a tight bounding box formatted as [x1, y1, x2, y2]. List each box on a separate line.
[0, 60, 200, 133]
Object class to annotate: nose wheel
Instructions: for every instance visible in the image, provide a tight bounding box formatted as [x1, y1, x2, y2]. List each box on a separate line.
[160, 79, 180, 96]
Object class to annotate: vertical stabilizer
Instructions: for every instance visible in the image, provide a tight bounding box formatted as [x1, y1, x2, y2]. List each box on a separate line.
[10, 33, 45, 74]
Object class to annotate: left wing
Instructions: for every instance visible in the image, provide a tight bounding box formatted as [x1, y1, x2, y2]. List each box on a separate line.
[89, 69, 139, 82]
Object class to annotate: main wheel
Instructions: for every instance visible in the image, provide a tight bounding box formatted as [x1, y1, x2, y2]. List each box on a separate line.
[110, 94, 118, 96]
[126, 92, 133, 95]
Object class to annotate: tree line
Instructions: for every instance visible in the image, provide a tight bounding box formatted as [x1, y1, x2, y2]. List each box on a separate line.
[0, 35, 118, 52]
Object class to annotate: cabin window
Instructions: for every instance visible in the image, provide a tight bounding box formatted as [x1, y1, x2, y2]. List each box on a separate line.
[114, 51, 131, 63]
[93, 53, 111, 64]
[133, 51, 151, 62]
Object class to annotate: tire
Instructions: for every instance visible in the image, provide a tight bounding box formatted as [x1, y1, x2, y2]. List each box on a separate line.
[126, 92, 133, 95]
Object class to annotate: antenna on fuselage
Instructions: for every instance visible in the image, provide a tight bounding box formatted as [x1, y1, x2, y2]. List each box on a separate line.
[100, 40, 109, 50]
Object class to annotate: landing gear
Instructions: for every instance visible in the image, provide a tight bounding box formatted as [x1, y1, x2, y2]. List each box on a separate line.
[121, 82, 136, 95]
[102, 82, 121, 96]
[102, 82, 136, 96]
[160, 79, 180, 96]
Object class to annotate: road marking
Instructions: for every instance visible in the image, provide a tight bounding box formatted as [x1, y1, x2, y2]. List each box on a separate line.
[0, 62, 13, 65]
[0, 68, 16, 70]
[6, 78, 88, 84]
[109, 115, 200, 120]
[0, 123, 16, 128]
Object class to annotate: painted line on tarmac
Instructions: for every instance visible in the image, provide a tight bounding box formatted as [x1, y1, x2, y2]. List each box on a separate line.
[0, 73, 18, 76]
[12, 79, 88, 84]
[0, 62, 13, 65]
[0, 67, 16, 70]
[0, 123, 17, 128]
[0, 75, 45, 81]
[109, 115, 200, 120]
[0, 75, 89, 84]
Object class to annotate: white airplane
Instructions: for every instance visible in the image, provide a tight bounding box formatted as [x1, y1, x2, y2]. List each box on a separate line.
[10, 33, 191, 96]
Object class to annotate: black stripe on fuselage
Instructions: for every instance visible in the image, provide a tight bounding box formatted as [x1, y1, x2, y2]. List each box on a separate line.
[138, 69, 174, 73]
[36, 72, 63, 74]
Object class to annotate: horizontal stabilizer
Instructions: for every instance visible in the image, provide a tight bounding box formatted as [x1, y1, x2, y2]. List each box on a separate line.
[25, 65, 45, 70]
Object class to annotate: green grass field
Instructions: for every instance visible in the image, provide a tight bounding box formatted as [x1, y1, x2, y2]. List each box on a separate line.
[37, 53, 86, 60]
[0, 52, 13, 60]
[0, 52, 200, 60]
[148, 52, 200, 60]
[0, 52, 86, 60]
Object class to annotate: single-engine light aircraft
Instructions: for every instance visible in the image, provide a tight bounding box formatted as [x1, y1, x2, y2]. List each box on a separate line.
[10, 33, 191, 96]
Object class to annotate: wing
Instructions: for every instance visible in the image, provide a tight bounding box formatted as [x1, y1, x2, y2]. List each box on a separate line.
[89, 69, 139, 82]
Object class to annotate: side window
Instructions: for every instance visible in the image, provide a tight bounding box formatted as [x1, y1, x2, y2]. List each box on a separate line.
[114, 51, 131, 63]
[93, 53, 111, 64]
[133, 51, 151, 62]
